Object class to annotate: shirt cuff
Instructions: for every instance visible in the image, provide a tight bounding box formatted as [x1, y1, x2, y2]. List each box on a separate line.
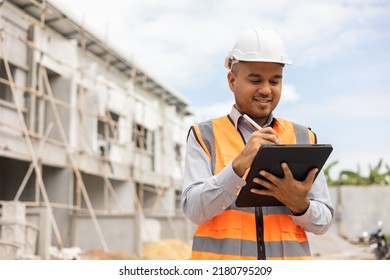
[290, 200, 313, 223]
[214, 162, 246, 197]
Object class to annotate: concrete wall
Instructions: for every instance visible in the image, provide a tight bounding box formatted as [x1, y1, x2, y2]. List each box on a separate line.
[328, 186, 390, 239]
[158, 216, 195, 244]
[42, 166, 74, 247]
[71, 214, 194, 256]
[72, 214, 138, 254]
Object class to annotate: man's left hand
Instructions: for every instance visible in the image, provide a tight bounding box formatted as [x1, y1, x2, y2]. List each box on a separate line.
[250, 163, 318, 215]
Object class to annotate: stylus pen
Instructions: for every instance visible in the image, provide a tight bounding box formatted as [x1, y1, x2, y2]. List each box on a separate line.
[243, 114, 262, 130]
[243, 114, 281, 142]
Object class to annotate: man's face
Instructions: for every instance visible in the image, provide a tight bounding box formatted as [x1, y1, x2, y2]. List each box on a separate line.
[228, 61, 283, 126]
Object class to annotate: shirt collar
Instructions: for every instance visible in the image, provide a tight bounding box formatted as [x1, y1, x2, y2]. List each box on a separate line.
[229, 105, 275, 129]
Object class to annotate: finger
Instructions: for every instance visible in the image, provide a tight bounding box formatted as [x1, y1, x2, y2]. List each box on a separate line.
[253, 177, 275, 190]
[253, 129, 280, 144]
[261, 127, 281, 143]
[304, 168, 319, 184]
[258, 170, 278, 184]
[259, 131, 280, 144]
[250, 187, 273, 196]
[281, 162, 293, 179]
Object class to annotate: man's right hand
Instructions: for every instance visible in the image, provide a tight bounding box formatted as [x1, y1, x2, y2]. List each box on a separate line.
[232, 127, 280, 177]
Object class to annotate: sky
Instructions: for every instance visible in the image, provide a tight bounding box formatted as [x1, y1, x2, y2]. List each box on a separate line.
[51, 0, 390, 178]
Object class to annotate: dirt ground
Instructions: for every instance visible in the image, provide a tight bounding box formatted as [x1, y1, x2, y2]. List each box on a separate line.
[308, 233, 375, 260]
[79, 239, 191, 260]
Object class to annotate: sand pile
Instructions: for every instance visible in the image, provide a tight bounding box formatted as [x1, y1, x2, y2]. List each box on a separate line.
[143, 239, 191, 260]
[78, 239, 191, 260]
[79, 250, 140, 260]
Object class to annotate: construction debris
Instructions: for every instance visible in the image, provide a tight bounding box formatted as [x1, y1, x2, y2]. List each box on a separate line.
[49, 246, 82, 260]
[0, 201, 39, 259]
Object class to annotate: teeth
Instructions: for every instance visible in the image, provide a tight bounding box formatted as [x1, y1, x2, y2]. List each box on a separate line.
[254, 95, 271, 103]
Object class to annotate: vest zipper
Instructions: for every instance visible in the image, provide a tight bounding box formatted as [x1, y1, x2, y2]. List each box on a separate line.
[255, 207, 266, 260]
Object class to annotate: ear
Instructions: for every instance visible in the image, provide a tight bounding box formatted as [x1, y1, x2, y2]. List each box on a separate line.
[227, 71, 235, 92]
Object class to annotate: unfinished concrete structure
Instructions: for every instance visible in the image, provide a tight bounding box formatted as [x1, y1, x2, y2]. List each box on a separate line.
[0, 0, 193, 259]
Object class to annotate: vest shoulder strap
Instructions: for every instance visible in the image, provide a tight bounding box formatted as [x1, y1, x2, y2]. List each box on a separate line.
[191, 116, 232, 173]
[276, 118, 316, 144]
[192, 116, 316, 173]
[191, 121, 212, 160]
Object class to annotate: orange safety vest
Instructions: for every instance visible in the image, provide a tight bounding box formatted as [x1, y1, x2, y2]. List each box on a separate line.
[191, 115, 316, 260]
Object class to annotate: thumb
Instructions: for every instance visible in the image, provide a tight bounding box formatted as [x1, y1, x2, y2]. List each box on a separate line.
[305, 168, 319, 185]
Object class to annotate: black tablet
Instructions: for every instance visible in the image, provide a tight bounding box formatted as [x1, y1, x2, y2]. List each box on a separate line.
[235, 144, 333, 207]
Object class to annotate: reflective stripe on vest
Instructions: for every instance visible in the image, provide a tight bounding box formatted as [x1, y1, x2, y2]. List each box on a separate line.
[191, 116, 315, 260]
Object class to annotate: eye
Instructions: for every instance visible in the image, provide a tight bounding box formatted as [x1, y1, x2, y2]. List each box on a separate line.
[270, 80, 280, 86]
[249, 79, 261, 84]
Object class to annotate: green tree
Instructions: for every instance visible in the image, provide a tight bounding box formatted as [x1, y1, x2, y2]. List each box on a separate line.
[324, 159, 390, 186]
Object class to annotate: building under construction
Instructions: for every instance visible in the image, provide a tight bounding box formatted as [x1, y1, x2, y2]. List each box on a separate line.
[0, 0, 193, 259]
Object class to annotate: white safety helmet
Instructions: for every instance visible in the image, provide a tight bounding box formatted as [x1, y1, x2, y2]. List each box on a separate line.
[224, 26, 292, 69]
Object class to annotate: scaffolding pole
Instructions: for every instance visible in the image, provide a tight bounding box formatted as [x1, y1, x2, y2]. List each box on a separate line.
[0, 30, 63, 247]
[13, 122, 53, 201]
[41, 66, 109, 251]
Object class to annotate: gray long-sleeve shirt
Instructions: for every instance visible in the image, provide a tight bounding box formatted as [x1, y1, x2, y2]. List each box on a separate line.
[182, 106, 334, 235]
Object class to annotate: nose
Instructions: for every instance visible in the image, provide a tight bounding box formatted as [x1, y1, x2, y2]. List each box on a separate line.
[257, 82, 272, 95]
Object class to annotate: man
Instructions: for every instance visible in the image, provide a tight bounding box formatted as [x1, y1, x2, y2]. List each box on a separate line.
[181, 26, 334, 260]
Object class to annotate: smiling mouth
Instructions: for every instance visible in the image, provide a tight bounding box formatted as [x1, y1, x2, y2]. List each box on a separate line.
[253, 98, 272, 104]
[253, 94, 272, 104]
